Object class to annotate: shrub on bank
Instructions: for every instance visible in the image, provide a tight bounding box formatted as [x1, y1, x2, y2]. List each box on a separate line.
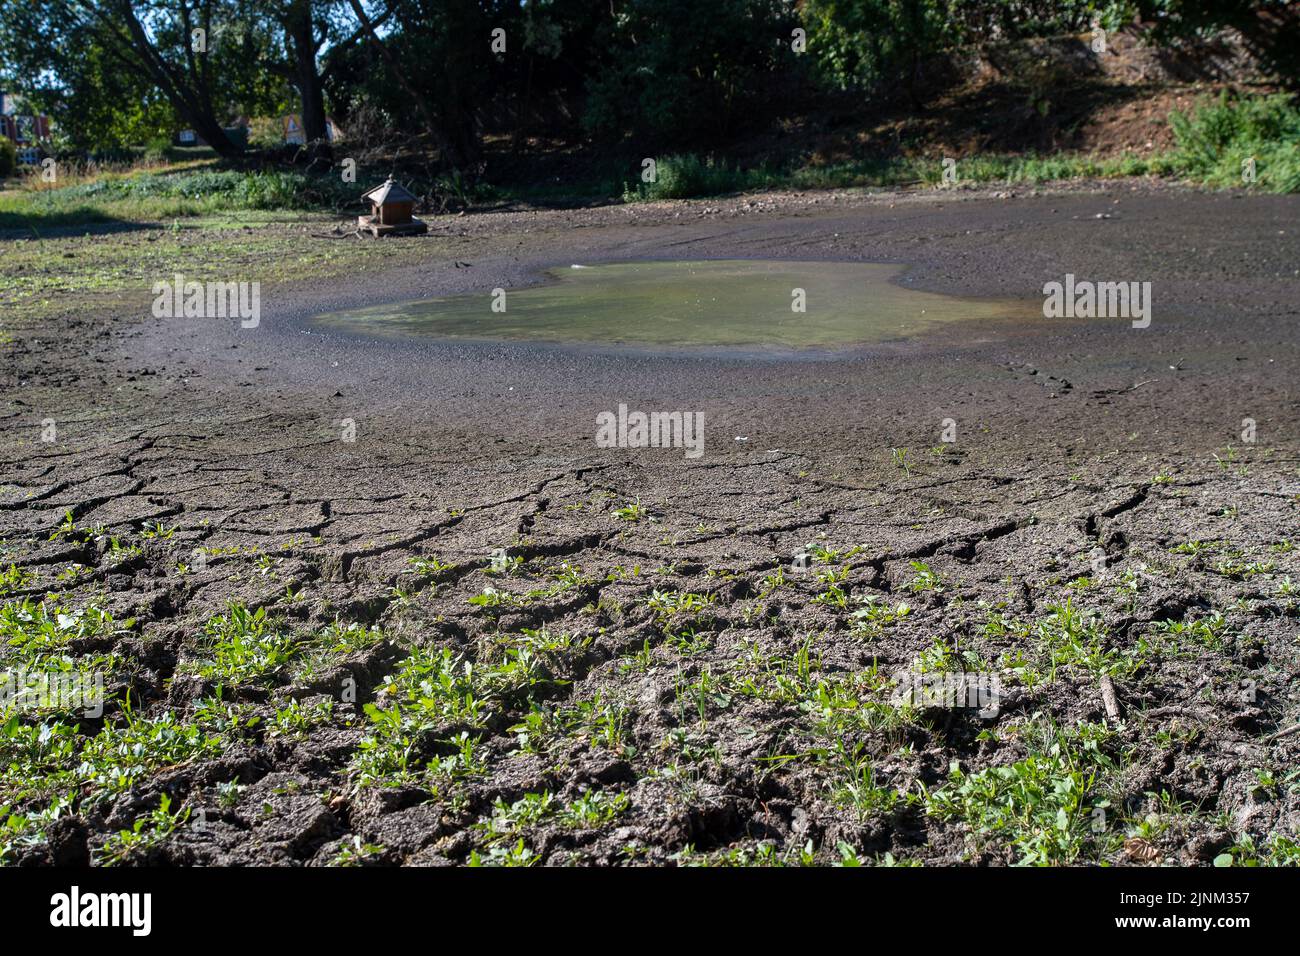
[618, 94, 1300, 202]
[0, 136, 16, 179]
[1169, 92, 1300, 192]
[623, 154, 781, 201]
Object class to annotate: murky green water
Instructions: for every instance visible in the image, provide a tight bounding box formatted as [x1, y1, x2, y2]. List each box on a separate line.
[313, 260, 1022, 350]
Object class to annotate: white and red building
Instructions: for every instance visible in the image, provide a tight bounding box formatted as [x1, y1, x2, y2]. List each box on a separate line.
[0, 92, 52, 163]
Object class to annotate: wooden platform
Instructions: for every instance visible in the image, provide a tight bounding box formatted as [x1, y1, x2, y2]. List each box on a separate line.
[358, 215, 428, 238]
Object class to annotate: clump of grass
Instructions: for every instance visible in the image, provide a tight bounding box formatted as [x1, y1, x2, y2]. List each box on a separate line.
[0, 597, 126, 653]
[1168, 92, 1300, 192]
[612, 499, 650, 522]
[509, 692, 631, 756]
[467, 838, 539, 866]
[0, 564, 34, 596]
[27, 167, 351, 210]
[96, 794, 190, 865]
[183, 603, 298, 687]
[328, 835, 387, 866]
[646, 589, 715, 628]
[891, 447, 913, 477]
[1150, 611, 1229, 651]
[0, 165, 367, 227]
[473, 787, 630, 849]
[1033, 598, 1136, 679]
[1215, 833, 1300, 867]
[623, 154, 780, 201]
[0, 797, 69, 864]
[825, 742, 905, 822]
[352, 637, 570, 789]
[925, 721, 1121, 865]
[849, 595, 912, 638]
[2, 699, 229, 809]
[404, 555, 454, 578]
[901, 560, 943, 594]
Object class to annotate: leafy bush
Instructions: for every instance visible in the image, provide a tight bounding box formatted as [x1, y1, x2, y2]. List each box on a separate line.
[1169, 92, 1300, 192]
[623, 154, 758, 201]
[235, 171, 310, 209]
[0, 136, 16, 178]
[623, 153, 794, 201]
[142, 136, 171, 164]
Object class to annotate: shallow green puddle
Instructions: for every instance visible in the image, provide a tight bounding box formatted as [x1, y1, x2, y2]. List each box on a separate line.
[313, 259, 1026, 350]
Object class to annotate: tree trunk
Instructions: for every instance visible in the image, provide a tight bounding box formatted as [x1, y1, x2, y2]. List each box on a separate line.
[346, 0, 439, 149]
[344, 0, 471, 172]
[285, 0, 328, 144]
[110, 0, 241, 157]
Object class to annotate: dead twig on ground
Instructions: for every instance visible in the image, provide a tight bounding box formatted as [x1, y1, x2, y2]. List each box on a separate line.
[1100, 675, 1123, 721]
[1263, 722, 1300, 744]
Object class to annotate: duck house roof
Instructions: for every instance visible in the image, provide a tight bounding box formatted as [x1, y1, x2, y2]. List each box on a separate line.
[361, 178, 417, 205]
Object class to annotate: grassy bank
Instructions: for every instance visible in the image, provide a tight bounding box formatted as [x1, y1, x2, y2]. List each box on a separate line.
[1, 93, 1296, 232]
[624, 93, 1300, 200]
[0, 169, 359, 229]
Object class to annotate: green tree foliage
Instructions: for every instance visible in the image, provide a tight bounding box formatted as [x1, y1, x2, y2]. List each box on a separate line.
[3, 28, 175, 153]
[1134, 1, 1299, 78]
[799, 0, 950, 97]
[800, 1, 1139, 98]
[582, 0, 798, 146]
[0, 1, 289, 157]
[0, 134, 16, 176]
[340, 0, 521, 170]
[945, 1, 1132, 41]
[0, 0, 1293, 167]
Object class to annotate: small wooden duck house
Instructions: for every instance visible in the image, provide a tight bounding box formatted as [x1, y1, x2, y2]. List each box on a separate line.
[359, 177, 427, 237]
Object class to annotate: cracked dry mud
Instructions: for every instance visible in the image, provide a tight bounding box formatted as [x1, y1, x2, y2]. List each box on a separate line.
[1, 185, 1298, 867]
